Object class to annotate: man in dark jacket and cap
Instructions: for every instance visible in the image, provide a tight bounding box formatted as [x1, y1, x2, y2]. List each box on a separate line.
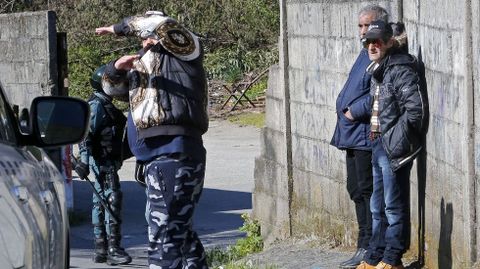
[350, 20, 429, 269]
[95, 11, 209, 269]
[330, 5, 388, 268]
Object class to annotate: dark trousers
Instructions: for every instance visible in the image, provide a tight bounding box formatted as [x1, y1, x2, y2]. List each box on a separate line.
[90, 160, 122, 240]
[346, 149, 373, 249]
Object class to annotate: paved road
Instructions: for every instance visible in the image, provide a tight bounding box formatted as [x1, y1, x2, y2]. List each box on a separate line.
[69, 120, 260, 268]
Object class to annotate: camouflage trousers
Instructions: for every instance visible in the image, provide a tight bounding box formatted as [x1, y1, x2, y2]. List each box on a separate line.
[145, 155, 208, 269]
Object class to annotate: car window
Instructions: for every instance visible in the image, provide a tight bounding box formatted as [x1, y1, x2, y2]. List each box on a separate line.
[0, 93, 17, 143]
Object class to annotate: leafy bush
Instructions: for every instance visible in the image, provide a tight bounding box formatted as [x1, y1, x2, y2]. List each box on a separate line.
[207, 213, 264, 268]
[4, 0, 279, 102]
[67, 37, 138, 103]
[246, 77, 268, 101]
[232, 213, 264, 257]
[206, 46, 277, 82]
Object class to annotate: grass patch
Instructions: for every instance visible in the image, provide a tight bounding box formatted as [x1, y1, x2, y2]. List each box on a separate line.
[68, 210, 89, 226]
[207, 214, 276, 269]
[245, 76, 268, 101]
[228, 112, 265, 128]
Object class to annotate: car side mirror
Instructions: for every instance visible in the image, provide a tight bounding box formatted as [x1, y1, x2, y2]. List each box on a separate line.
[29, 96, 90, 147]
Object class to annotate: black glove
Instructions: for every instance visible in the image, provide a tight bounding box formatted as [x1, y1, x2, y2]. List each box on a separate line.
[75, 162, 90, 179]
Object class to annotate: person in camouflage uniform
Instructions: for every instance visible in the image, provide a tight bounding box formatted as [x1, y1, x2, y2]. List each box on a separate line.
[75, 65, 132, 265]
[95, 11, 209, 269]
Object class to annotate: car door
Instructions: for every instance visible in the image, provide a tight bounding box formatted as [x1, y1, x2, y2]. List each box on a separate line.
[25, 146, 69, 268]
[0, 90, 48, 268]
[0, 88, 65, 268]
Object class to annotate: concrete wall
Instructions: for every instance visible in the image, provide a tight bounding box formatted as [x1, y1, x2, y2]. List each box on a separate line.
[0, 11, 75, 210]
[0, 11, 58, 111]
[254, 0, 480, 267]
[473, 0, 480, 267]
[403, 1, 473, 267]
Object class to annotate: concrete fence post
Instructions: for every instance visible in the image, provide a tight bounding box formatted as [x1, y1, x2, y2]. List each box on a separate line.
[464, 0, 477, 265]
[279, 0, 293, 236]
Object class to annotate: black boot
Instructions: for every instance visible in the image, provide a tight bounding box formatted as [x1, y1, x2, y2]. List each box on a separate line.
[107, 245, 132, 265]
[93, 238, 107, 263]
[106, 225, 132, 265]
[339, 248, 367, 268]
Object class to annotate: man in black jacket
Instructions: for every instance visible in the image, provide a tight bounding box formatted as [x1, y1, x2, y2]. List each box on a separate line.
[350, 20, 428, 269]
[95, 11, 209, 269]
[330, 5, 388, 268]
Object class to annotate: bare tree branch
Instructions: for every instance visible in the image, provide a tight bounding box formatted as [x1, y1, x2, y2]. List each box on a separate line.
[0, 0, 16, 13]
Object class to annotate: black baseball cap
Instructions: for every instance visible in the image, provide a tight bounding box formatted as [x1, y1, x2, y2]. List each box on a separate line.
[363, 20, 393, 41]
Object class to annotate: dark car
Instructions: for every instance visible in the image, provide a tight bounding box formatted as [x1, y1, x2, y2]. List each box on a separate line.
[0, 81, 89, 269]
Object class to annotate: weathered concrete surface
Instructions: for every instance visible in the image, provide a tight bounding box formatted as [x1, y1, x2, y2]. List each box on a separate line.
[0, 11, 72, 211]
[255, 0, 400, 246]
[0, 11, 58, 111]
[474, 0, 480, 265]
[403, 1, 471, 267]
[254, 0, 480, 268]
[253, 64, 291, 244]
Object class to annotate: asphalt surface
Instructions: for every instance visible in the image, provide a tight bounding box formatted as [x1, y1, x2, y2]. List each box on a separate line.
[68, 119, 363, 269]
[69, 120, 260, 268]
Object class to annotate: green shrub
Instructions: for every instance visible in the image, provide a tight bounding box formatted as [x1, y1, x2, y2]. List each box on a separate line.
[231, 214, 264, 257]
[207, 213, 265, 268]
[5, 0, 279, 102]
[245, 77, 268, 101]
[205, 46, 277, 82]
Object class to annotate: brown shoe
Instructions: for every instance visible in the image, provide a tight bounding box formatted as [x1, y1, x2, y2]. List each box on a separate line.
[356, 261, 377, 269]
[375, 261, 405, 269]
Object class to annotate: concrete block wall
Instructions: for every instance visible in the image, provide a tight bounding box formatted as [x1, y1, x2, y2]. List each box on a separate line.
[0, 11, 58, 111]
[253, 63, 292, 243]
[286, 0, 399, 246]
[254, 0, 399, 244]
[403, 1, 473, 267]
[0, 11, 74, 211]
[474, 0, 480, 265]
[254, 0, 480, 267]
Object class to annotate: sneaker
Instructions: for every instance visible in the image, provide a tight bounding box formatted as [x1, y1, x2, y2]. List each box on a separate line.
[340, 248, 367, 268]
[375, 261, 405, 269]
[356, 261, 377, 269]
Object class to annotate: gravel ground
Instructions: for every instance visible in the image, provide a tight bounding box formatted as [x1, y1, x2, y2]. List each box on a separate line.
[241, 237, 353, 269]
[241, 237, 423, 269]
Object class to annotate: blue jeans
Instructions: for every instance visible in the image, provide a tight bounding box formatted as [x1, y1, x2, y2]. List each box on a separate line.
[365, 138, 412, 266]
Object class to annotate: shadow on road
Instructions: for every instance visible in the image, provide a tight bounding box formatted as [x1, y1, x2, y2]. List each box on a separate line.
[71, 179, 252, 250]
[196, 188, 252, 234]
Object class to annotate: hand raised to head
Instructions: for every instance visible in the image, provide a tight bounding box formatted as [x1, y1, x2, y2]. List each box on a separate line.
[114, 55, 140, 70]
